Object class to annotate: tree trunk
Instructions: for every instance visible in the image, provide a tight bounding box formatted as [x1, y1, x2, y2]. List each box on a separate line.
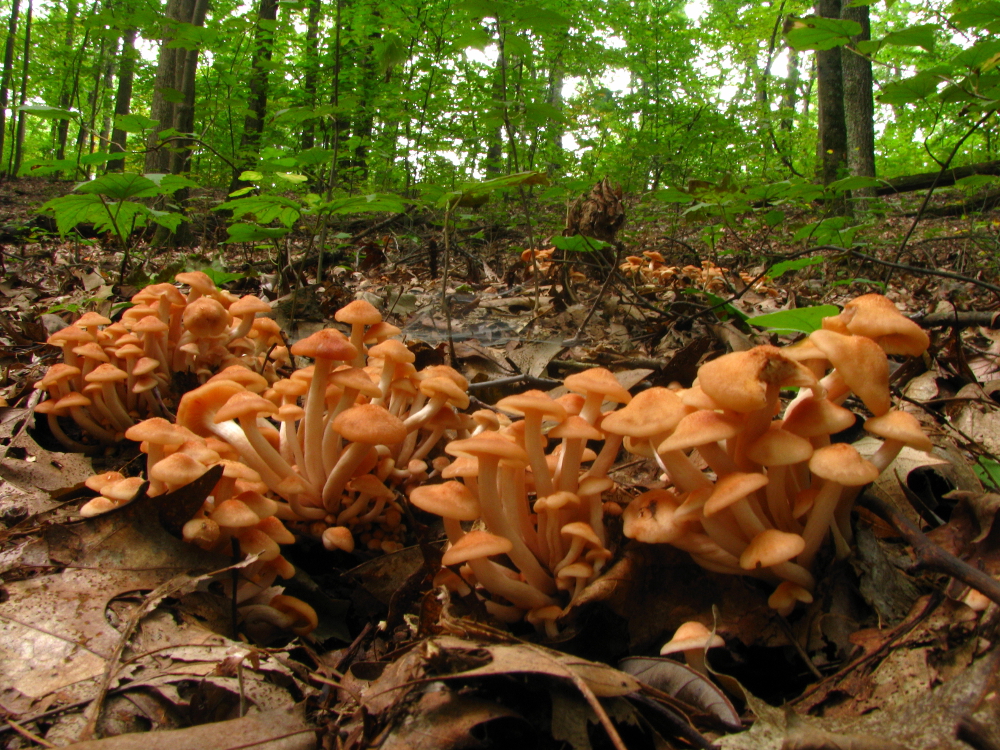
[299, 0, 321, 151]
[168, 0, 207, 176]
[0, 0, 21, 176]
[55, 0, 78, 161]
[107, 26, 136, 172]
[228, 0, 279, 194]
[145, 0, 182, 173]
[841, 3, 876, 202]
[815, 0, 848, 201]
[11, 0, 30, 176]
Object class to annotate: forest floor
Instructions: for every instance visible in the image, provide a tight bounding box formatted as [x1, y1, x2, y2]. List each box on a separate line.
[0, 176, 999, 749]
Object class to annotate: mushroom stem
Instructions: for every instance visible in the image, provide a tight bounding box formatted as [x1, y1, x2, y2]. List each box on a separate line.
[797, 479, 843, 569]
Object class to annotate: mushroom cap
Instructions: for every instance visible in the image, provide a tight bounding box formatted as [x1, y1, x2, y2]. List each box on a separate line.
[322, 526, 355, 552]
[740, 529, 807, 569]
[330, 367, 382, 398]
[658, 410, 742, 453]
[409, 481, 480, 520]
[745, 427, 814, 466]
[85, 471, 126, 493]
[38, 363, 82, 389]
[101, 477, 145, 503]
[698, 346, 817, 413]
[210, 498, 261, 528]
[808, 330, 890, 416]
[864, 410, 932, 452]
[332, 403, 407, 445]
[441, 455, 480, 478]
[76, 311, 112, 328]
[826, 294, 930, 357]
[622, 489, 688, 544]
[214, 391, 279, 423]
[131, 315, 169, 334]
[418, 376, 470, 409]
[364, 322, 403, 343]
[335, 299, 382, 326]
[133, 357, 160, 377]
[768, 581, 814, 612]
[782, 397, 857, 437]
[600, 387, 691, 438]
[86, 363, 128, 384]
[679, 385, 722, 411]
[446, 432, 529, 465]
[809, 443, 879, 486]
[417, 364, 470, 391]
[497, 390, 567, 422]
[183, 297, 231, 338]
[557, 561, 593, 579]
[256, 515, 296, 545]
[367, 338, 415, 364]
[548, 415, 603, 441]
[233, 489, 277, 518]
[148, 452, 209, 487]
[208, 365, 269, 393]
[237, 528, 281, 561]
[704, 472, 769, 516]
[175, 270, 217, 296]
[290, 328, 358, 362]
[229, 295, 272, 318]
[659, 621, 724, 655]
[125, 417, 188, 446]
[269, 594, 319, 636]
[560, 521, 602, 547]
[564, 367, 632, 405]
[441, 529, 513, 566]
[177, 380, 247, 436]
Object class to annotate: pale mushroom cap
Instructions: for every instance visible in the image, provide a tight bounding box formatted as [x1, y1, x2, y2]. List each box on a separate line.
[367, 338, 415, 363]
[600, 387, 691, 438]
[148, 452, 209, 487]
[446, 432, 529, 464]
[622, 489, 688, 544]
[335, 299, 382, 326]
[659, 621, 725, 655]
[782, 397, 857, 437]
[207, 366, 269, 393]
[269, 594, 319, 636]
[698, 346, 817, 413]
[418, 376, 470, 410]
[86, 363, 128, 383]
[497, 390, 567, 421]
[740, 529, 806, 569]
[229, 295, 272, 317]
[564, 367, 632, 405]
[183, 297, 231, 338]
[864, 410, 933, 452]
[125, 417, 188, 445]
[829, 294, 930, 357]
[409, 481, 481, 520]
[560, 521, 602, 547]
[768, 581, 814, 611]
[211, 498, 261, 528]
[808, 330, 890, 416]
[808, 443, 879, 486]
[548, 415, 603, 441]
[289, 328, 358, 361]
[332, 404, 407, 445]
[331, 366, 382, 397]
[745, 427, 814, 466]
[441, 529, 513, 566]
[323, 526, 356, 552]
[658, 410, 742, 453]
[213, 391, 278, 423]
[100, 477, 146, 502]
[704, 472, 769, 516]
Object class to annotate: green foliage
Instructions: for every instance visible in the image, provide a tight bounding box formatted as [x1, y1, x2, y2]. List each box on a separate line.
[974, 456, 1000, 490]
[748, 305, 841, 335]
[550, 234, 612, 253]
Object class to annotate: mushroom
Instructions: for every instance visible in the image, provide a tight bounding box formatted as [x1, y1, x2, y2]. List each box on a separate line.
[563, 367, 632, 425]
[659, 621, 725, 675]
[740, 529, 814, 590]
[409, 480, 480, 544]
[496, 390, 567, 497]
[335, 299, 382, 368]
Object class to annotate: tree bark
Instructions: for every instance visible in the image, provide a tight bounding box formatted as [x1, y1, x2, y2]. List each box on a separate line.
[228, 0, 279, 194]
[55, 0, 79, 161]
[875, 160, 1000, 194]
[10, 0, 30, 176]
[107, 26, 136, 172]
[0, 0, 21, 177]
[299, 0, 321, 151]
[815, 0, 847, 189]
[841, 3, 876, 202]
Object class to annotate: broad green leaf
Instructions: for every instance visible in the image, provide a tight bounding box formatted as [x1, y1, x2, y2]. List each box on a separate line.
[199, 266, 246, 285]
[318, 194, 407, 215]
[550, 235, 612, 253]
[150, 210, 185, 232]
[952, 2, 1000, 32]
[114, 113, 159, 132]
[827, 175, 883, 194]
[785, 16, 862, 50]
[295, 148, 336, 166]
[228, 186, 255, 197]
[955, 174, 1000, 189]
[276, 172, 309, 183]
[975, 456, 1000, 489]
[881, 23, 937, 51]
[767, 255, 826, 278]
[77, 173, 161, 200]
[763, 209, 785, 227]
[18, 104, 77, 120]
[159, 86, 185, 104]
[155, 174, 201, 193]
[511, 7, 569, 33]
[19, 157, 77, 177]
[878, 72, 944, 104]
[43, 194, 107, 235]
[652, 187, 694, 203]
[748, 305, 841, 334]
[100, 200, 151, 239]
[955, 39, 1000, 71]
[240, 170, 265, 181]
[523, 102, 566, 125]
[79, 151, 117, 166]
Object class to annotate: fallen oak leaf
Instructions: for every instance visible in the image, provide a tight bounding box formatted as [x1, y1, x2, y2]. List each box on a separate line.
[618, 655, 741, 728]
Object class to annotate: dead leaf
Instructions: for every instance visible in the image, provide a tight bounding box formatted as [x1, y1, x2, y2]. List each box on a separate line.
[381, 687, 526, 750]
[618, 656, 741, 726]
[59, 703, 315, 750]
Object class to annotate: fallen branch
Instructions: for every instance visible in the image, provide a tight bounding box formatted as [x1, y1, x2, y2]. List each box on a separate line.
[856, 493, 1000, 607]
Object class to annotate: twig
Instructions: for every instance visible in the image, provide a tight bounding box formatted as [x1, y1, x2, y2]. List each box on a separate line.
[467, 373, 562, 392]
[440, 203, 456, 364]
[6, 719, 55, 748]
[566, 240, 624, 345]
[856, 493, 1000, 606]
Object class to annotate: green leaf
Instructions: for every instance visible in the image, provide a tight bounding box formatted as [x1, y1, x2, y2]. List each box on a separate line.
[199, 266, 246, 285]
[77, 173, 161, 200]
[763, 209, 785, 227]
[550, 234, 612, 253]
[318, 194, 407, 215]
[767, 255, 826, 278]
[785, 16, 862, 50]
[114, 113, 159, 132]
[159, 86, 185, 104]
[79, 151, 117, 166]
[225, 223, 290, 243]
[43, 193, 107, 235]
[18, 104, 77, 120]
[295, 148, 336, 166]
[827, 175, 883, 194]
[652, 187, 694, 203]
[276, 172, 309, 183]
[240, 170, 265, 182]
[881, 23, 937, 51]
[748, 305, 841, 334]
[974, 456, 1000, 489]
[681, 289, 749, 322]
[955, 39, 1000, 72]
[955, 174, 1000, 189]
[878, 72, 944, 104]
[155, 174, 201, 193]
[150, 210, 185, 232]
[952, 2, 1000, 33]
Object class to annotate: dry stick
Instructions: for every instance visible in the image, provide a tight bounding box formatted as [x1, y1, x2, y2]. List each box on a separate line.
[6, 719, 55, 748]
[888, 109, 996, 275]
[856, 492, 1000, 606]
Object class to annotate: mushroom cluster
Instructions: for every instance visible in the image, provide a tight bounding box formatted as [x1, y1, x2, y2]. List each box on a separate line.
[35, 271, 282, 449]
[621, 294, 933, 614]
[410, 367, 631, 631]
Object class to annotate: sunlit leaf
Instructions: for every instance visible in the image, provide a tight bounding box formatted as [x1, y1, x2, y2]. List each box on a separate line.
[748, 305, 841, 334]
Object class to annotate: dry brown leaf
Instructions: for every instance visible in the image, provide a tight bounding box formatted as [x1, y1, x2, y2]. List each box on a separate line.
[381, 688, 526, 750]
[618, 656, 741, 726]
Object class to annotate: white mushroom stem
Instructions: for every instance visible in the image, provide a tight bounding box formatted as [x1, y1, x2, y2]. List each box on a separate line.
[66, 402, 117, 443]
[322, 441, 372, 509]
[41, 412, 90, 452]
[657, 449, 712, 493]
[578, 391, 605, 425]
[798, 479, 844, 569]
[770, 561, 815, 590]
[477, 457, 555, 595]
[523, 412, 555, 496]
[700, 511, 749, 558]
[765, 465, 793, 530]
[499, 462, 540, 560]
[695, 441, 739, 476]
[555, 437, 586, 493]
[466, 556, 557, 610]
[302, 357, 334, 486]
[586, 433, 623, 480]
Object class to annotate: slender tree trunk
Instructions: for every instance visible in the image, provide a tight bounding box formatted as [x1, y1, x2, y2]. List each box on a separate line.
[107, 26, 136, 172]
[169, 0, 207, 176]
[0, 0, 21, 176]
[55, 0, 78, 161]
[546, 48, 564, 174]
[300, 0, 320, 151]
[228, 0, 279, 194]
[815, 0, 848, 192]
[11, 0, 30, 176]
[841, 3, 876, 202]
[145, 0, 182, 173]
